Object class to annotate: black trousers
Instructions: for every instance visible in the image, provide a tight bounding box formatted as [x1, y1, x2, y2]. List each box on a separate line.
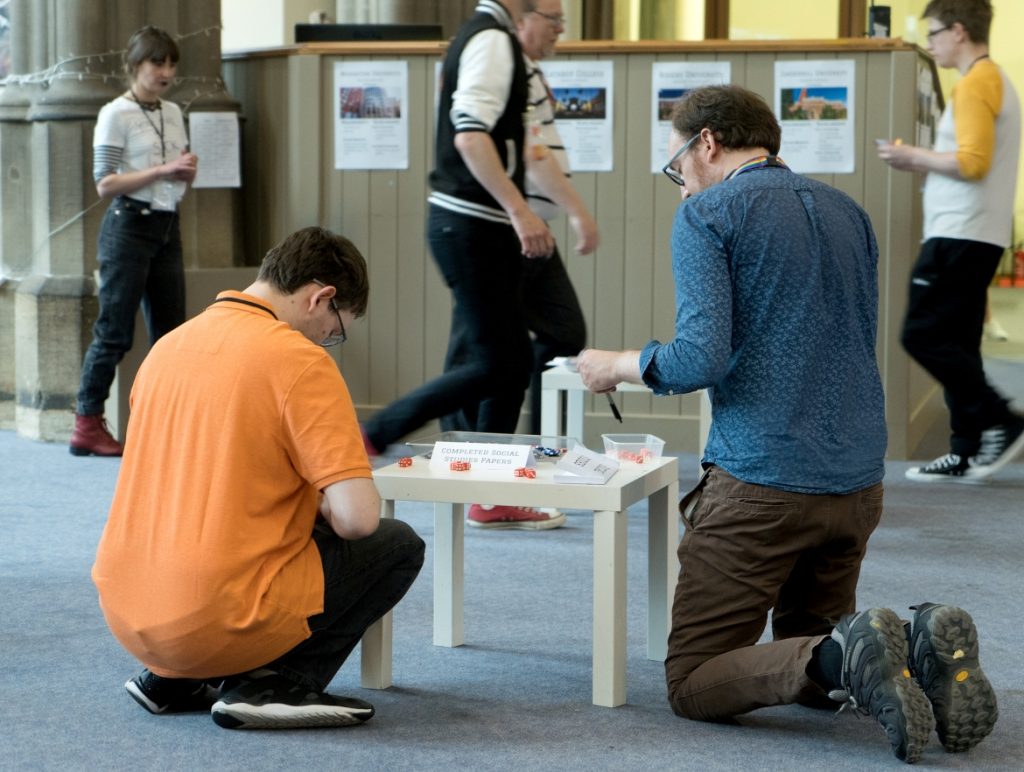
[900, 237, 1012, 456]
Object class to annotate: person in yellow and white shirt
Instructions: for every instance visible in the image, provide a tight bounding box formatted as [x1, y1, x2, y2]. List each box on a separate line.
[879, 0, 1024, 483]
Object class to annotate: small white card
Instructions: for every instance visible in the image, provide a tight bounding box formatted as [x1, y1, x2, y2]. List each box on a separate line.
[553, 445, 620, 485]
[428, 442, 534, 474]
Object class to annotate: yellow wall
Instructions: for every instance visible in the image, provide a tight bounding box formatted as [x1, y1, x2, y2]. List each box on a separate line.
[728, 0, 838, 39]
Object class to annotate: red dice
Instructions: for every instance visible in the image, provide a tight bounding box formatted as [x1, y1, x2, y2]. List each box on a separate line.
[398, 457, 413, 468]
[513, 467, 536, 478]
[450, 460, 471, 472]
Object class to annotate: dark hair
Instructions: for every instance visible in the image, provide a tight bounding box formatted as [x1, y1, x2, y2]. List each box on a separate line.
[258, 226, 370, 317]
[923, 0, 992, 45]
[123, 26, 180, 80]
[670, 85, 781, 155]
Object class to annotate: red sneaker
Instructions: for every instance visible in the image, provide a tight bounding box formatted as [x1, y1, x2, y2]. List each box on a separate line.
[466, 504, 566, 530]
[69, 413, 124, 457]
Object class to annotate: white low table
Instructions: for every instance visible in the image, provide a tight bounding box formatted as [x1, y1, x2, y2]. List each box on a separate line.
[360, 454, 680, 707]
[540, 362, 712, 456]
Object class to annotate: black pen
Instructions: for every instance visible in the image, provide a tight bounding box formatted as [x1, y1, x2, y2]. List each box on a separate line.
[606, 392, 623, 423]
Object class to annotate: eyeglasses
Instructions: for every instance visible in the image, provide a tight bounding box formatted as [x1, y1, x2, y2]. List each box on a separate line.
[926, 24, 952, 41]
[662, 133, 700, 187]
[313, 279, 347, 347]
[529, 9, 566, 26]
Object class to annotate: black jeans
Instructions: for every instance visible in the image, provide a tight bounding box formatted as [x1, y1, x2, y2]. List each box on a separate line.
[900, 237, 1011, 456]
[76, 197, 185, 416]
[268, 518, 425, 691]
[365, 206, 534, 449]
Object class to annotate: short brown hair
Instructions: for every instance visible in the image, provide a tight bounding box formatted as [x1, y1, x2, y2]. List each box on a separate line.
[258, 227, 370, 317]
[670, 85, 781, 155]
[923, 0, 993, 45]
[123, 26, 180, 79]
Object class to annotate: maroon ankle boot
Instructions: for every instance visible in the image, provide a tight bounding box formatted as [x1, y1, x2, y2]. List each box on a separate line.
[69, 414, 124, 457]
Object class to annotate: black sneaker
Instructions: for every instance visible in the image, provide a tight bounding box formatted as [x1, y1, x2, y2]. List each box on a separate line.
[908, 603, 998, 752]
[211, 672, 375, 729]
[830, 608, 934, 764]
[967, 415, 1024, 479]
[905, 453, 982, 484]
[124, 669, 218, 714]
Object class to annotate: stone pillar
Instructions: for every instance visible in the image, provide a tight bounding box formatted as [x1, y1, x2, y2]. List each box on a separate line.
[0, 0, 240, 440]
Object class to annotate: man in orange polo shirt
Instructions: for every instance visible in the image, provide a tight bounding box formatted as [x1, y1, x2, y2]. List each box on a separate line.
[92, 226, 424, 730]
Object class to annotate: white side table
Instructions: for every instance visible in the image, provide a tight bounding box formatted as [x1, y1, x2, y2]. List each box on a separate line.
[361, 455, 680, 708]
[540, 362, 711, 457]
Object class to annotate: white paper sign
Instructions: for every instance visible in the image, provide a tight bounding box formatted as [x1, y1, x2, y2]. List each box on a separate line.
[774, 60, 856, 174]
[650, 62, 731, 173]
[188, 112, 241, 188]
[333, 60, 409, 170]
[428, 442, 533, 473]
[542, 60, 614, 172]
[553, 445, 619, 485]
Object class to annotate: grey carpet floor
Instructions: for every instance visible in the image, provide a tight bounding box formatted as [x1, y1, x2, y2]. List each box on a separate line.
[3, 361, 1023, 769]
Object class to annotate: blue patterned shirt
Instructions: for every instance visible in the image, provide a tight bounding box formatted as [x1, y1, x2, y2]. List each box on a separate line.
[639, 165, 886, 494]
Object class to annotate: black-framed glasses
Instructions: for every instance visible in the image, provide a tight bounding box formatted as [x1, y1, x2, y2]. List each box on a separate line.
[661, 133, 700, 187]
[313, 279, 347, 347]
[529, 9, 566, 26]
[926, 24, 952, 41]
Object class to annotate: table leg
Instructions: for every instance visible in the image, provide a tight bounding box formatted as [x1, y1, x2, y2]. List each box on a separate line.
[540, 385, 561, 437]
[566, 388, 585, 444]
[646, 479, 679, 661]
[434, 501, 464, 647]
[361, 499, 395, 689]
[592, 508, 627, 707]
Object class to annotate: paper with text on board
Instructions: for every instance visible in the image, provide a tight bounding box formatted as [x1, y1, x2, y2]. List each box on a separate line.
[553, 445, 620, 485]
[428, 442, 534, 474]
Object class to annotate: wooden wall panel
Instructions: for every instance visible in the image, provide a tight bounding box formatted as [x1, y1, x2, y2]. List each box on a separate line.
[222, 39, 939, 457]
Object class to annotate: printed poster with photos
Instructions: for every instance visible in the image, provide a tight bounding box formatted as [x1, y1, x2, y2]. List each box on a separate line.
[541, 60, 614, 172]
[774, 60, 856, 174]
[333, 60, 409, 170]
[650, 62, 731, 173]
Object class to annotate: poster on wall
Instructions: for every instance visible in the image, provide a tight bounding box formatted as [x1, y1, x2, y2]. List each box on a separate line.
[541, 60, 614, 172]
[333, 60, 409, 170]
[649, 62, 731, 173]
[774, 60, 856, 174]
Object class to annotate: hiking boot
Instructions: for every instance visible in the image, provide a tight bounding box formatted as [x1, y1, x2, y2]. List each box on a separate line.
[466, 504, 566, 530]
[905, 453, 981, 484]
[125, 669, 218, 714]
[966, 415, 1024, 480]
[69, 413, 124, 457]
[830, 608, 933, 763]
[908, 603, 998, 752]
[211, 671, 374, 729]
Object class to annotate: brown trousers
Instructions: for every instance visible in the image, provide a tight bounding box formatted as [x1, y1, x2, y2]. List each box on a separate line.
[665, 465, 884, 721]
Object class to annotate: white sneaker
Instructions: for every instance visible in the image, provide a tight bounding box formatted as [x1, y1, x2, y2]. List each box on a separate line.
[983, 319, 1009, 342]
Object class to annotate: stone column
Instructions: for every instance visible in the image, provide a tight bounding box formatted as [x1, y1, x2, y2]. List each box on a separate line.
[0, 0, 240, 440]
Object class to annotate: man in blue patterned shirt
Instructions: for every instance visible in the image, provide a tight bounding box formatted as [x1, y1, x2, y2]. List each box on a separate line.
[578, 85, 996, 761]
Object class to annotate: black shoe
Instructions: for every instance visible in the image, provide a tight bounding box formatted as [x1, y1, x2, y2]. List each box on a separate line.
[908, 603, 998, 752]
[211, 672, 375, 729]
[124, 669, 218, 714]
[830, 608, 934, 764]
[904, 453, 982, 484]
[968, 415, 1024, 479]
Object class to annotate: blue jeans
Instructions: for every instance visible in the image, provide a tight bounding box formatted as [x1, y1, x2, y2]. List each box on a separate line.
[76, 197, 185, 416]
[365, 206, 534, 449]
[268, 518, 425, 691]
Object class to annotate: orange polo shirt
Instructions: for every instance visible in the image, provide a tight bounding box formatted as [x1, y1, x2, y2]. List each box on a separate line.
[92, 291, 372, 679]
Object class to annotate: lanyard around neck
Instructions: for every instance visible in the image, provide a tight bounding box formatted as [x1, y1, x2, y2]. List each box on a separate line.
[725, 155, 788, 181]
[130, 92, 166, 163]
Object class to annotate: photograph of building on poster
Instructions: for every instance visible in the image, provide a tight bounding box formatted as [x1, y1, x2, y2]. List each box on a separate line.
[551, 87, 607, 120]
[657, 88, 690, 120]
[780, 86, 849, 120]
[339, 86, 402, 120]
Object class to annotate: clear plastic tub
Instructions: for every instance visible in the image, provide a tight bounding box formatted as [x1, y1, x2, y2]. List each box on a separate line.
[601, 433, 665, 463]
